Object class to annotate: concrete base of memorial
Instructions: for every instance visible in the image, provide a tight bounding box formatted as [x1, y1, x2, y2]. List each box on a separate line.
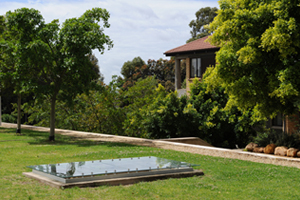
[23, 170, 204, 189]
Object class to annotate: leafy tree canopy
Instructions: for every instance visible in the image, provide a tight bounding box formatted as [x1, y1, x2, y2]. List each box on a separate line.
[187, 7, 218, 43]
[121, 57, 145, 80]
[120, 57, 145, 89]
[207, 0, 300, 120]
[2, 7, 113, 140]
[89, 54, 104, 83]
[119, 57, 184, 91]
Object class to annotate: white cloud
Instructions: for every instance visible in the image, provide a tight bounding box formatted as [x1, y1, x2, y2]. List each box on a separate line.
[0, 0, 219, 84]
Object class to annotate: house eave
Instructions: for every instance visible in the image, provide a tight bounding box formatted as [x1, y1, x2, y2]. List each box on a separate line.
[164, 47, 220, 57]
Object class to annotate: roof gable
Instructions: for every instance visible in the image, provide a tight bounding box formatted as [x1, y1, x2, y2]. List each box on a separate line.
[164, 36, 219, 56]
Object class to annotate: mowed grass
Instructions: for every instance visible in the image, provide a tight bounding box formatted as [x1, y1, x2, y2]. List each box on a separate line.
[0, 127, 300, 200]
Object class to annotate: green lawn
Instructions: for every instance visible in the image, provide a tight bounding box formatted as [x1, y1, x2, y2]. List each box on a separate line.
[0, 127, 299, 200]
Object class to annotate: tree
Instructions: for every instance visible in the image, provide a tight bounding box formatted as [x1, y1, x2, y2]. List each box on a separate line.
[207, 0, 300, 121]
[189, 75, 257, 148]
[0, 12, 36, 134]
[123, 76, 159, 137]
[4, 8, 113, 141]
[89, 54, 104, 83]
[120, 57, 145, 89]
[124, 70, 258, 147]
[187, 7, 218, 43]
[118, 57, 184, 91]
[24, 79, 125, 136]
[140, 87, 200, 139]
[147, 58, 177, 91]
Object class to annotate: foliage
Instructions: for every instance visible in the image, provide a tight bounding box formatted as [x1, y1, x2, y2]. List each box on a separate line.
[124, 76, 158, 112]
[1, 8, 44, 95]
[123, 70, 258, 148]
[189, 76, 258, 148]
[0, 13, 25, 132]
[0, 81, 16, 115]
[207, 0, 300, 120]
[89, 54, 104, 83]
[143, 89, 200, 139]
[118, 57, 185, 91]
[24, 79, 125, 136]
[3, 7, 113, 140]
[146, 59, 177, 91]
[0, 16, 14, 92]
[123, 77, 200, 139]
[24, 77, 159, 137]
[123, 77, 159, 137]
[120, 57, 145, 89]
[253, 130, 300, 149]
[0, 13, 38, 131]
[72, 79, 125, 135]
[181, 78, 187, 89]
[21, 67, 260, 148]
[187, 7, 218, 43]
[1, 113, 16, 123]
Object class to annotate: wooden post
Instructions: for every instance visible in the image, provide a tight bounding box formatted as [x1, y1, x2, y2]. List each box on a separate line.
[186, 58, 190, 93]
[175, 59, 181, 90]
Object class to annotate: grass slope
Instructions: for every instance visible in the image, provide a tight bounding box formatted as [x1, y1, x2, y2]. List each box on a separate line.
[0, 127, 299, 200]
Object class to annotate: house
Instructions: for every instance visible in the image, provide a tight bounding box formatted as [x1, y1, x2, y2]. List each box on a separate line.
[164, 35, 219, 93]
[164, 36, 299, 134]
[266, 113, 299, 134]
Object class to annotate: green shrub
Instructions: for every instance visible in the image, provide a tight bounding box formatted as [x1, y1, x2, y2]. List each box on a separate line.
[123, 77, 159, 138]
[188, 78, 258, 148]
[253, 130, 300, 148]
[1, 113, 16, 123]
[143, 89, 200, 139]
[24, 79, 125, 135]
[124, 76, 259, 148]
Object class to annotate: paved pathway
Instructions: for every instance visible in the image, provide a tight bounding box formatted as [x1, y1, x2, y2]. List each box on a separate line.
[2, 122, 300, 168]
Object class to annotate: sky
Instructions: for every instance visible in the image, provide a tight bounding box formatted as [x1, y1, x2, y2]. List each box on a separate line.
[0, 0, 219, 84]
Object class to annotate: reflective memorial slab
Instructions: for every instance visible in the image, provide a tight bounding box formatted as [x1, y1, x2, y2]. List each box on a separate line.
[27, 156, 198, 183]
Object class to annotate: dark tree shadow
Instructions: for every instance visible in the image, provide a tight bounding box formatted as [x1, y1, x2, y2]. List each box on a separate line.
[0, 127, 136, 148]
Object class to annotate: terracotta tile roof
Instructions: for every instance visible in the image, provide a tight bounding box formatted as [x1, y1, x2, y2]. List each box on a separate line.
[164, 36, 219, 56]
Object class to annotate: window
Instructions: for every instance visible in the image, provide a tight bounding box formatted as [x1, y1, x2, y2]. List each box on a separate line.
[272, 113, 283, 127]
[190, 58, 201, 78]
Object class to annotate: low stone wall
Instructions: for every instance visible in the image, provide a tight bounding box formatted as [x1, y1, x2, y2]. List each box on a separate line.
[158, 137, 213, 147]
[2, 122, 300, 168]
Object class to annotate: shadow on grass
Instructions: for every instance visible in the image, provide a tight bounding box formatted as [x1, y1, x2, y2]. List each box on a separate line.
[0, 127, 136, 148]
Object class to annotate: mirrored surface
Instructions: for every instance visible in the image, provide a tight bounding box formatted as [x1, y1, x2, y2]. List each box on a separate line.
[27, 156, 197, 178]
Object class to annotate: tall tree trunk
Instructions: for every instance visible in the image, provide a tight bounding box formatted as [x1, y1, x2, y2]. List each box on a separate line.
[16, 94, 21, 134]
[49, 95, 56, 141]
